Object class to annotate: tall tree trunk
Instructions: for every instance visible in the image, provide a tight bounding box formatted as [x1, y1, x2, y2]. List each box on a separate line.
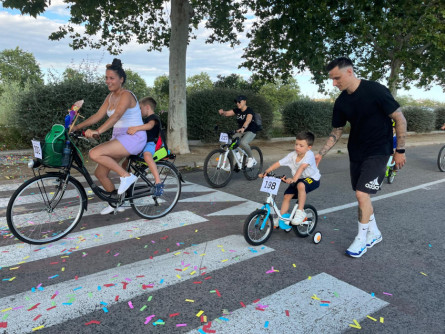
[168, 0, 190, 154]
[388, 58, 401, 98]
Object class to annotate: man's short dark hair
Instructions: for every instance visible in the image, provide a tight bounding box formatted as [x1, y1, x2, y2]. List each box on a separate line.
[326, 57, 354, 72]
[296, 131, 315, 146]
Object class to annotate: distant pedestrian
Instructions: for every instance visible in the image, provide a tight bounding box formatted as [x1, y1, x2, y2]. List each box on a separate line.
[315, 57, 407, 258]
[218, 95, 260, 168]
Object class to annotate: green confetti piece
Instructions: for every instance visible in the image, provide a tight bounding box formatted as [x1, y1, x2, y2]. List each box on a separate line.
[140, 305, 147, 311]
[147, 296, 153, 302]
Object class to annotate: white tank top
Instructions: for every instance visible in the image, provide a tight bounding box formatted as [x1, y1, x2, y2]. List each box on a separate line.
[107, 91, 143, 128]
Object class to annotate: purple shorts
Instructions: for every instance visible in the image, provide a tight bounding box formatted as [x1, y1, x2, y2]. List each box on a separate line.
[111, 127, 147, 155]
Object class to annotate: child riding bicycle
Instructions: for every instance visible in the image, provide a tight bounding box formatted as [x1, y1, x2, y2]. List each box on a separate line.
[259, 131, 321, 226]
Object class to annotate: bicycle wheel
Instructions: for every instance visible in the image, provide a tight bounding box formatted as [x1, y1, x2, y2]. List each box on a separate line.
[243, 146, 263, 181]
[293, 204, 318, 238]
[438, 145, 445, 172]
[243, 209, 273, 246]
[6, 174, 85, 244]
[203, 149, 233, 188]
[387, 168, 396, 184]
[130, 161, 181, 219]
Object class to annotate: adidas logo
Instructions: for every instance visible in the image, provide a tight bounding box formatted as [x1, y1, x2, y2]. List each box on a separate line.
[365, 177, 380, 190]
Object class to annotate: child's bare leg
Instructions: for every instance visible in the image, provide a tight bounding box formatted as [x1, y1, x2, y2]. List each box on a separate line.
[280, 194, 293, 216]
[143, 152, 161, 184]
[121, 158, 129, 171]
[297, 182, 307, 210]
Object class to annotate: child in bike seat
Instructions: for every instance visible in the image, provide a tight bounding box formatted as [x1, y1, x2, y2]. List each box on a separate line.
[126, 97, 164, 197]
[259, 131, 321, 226]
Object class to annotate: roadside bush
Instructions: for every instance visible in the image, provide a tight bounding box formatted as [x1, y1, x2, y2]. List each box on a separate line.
[187, 88, 273, 142]
[402, 106, 435, 132]
[15, 80, 109, 150]
[435, 107, 445, 129]
[282, 100, 333, 137]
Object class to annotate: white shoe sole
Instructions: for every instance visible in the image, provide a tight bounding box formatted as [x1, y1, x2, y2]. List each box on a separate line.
[366, 235, 382, 248]
[346, 247, 367, 258]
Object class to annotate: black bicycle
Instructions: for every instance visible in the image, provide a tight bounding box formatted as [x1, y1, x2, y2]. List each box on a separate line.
[6, 131, 183, 245]
[203, 131, 263, 188]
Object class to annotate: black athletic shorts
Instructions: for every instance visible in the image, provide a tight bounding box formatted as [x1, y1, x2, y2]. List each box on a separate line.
[284, 178, 320, 198]
[350, 155, 389, 194]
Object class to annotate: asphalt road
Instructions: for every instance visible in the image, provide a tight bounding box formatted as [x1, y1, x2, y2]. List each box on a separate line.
[0, 143, 444, 333]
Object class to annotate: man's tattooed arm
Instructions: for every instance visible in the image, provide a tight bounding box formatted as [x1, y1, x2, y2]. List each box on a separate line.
[319, 127, 344, 156]
[390, 108, 407, 149]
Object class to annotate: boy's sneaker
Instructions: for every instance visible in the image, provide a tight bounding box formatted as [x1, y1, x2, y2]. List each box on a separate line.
[154, 183, 164, 197]
[290, 209, 307, 225]
[118, 174, 137, 195]
[366, 230, 382, 248]
[346, 237, 367, 258]
[246, 157, 257, 168]
[100, 204, 125, 215]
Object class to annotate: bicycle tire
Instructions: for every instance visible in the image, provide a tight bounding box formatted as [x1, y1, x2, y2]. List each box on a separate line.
[243, 146, 263, 181]
[6, 173, 86, 245]
[130, 161, 181, 219]
[203, 148, 234, 188]
[293, 204, 318, 238]
[438, 145, 445, 172]
[243, 209, 273, 245]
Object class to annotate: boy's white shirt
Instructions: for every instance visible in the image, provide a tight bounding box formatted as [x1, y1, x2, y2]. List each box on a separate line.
[278, 150, 321, 181]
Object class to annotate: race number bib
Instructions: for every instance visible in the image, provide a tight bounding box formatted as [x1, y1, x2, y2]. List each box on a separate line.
[31, 140, 42, 159]
[260, 176, 281, 195]
[219, 132, 229, 144]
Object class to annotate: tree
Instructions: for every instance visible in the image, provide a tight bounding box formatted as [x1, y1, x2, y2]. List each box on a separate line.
[213, 74, 255, 91]
[125, 69, 150, 100]
[0, 47, 43, 89]
[186, 72, 213, 94]
[243, 1, 445, 97]
[2, 0, 249, 154]
[257, 77, 300, 116]
[152, 74, 170, 113]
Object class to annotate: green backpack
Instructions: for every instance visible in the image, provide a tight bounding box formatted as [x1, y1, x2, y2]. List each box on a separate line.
[41, 124, 66, 167]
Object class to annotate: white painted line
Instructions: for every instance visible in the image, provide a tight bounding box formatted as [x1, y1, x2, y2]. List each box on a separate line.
[207, 201, 263, 216]
[195, 272, 388, 333]
[318, 178, 445, 215]
[180, 191, 250, 203]
[181, 182, 217, 192]
[0, 175, 99, 193]
[0, 235, 274, 334]
[0, 210, 208, 267]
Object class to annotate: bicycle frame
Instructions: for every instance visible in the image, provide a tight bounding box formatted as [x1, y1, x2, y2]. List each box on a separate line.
[257, 193, 300, 230]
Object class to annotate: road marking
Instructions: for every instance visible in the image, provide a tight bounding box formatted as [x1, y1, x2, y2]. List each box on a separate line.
[207, 201, 263, 216]
[0, 235, 274, 334]
[318, 178, 445, 215]
[196, 272, 388, 333]
[0, 210, 207, 267]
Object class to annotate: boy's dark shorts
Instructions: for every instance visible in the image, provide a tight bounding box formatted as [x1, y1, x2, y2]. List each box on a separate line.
[284, 178, 320, 198]
[350, 155, 390, 194]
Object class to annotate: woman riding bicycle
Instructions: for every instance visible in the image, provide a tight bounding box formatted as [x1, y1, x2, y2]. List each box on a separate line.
[72, 58, 147, 214]
[218, 95, 260, 168]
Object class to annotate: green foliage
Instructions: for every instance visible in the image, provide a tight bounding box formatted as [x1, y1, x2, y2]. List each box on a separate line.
[125, 69, 150, 99]
[187, 88, 273, 142]
[0, 80, 30, 126]
[282, 100, 333, 137]
[243, 1, 445, 96]
[402, 106, 436, 133]
[152, 74, 169, 114]
[213, 74, 256, 92]
[434, 107, 445, 130]
[187, 72, 213, 94]
[0, 47, 43, 91]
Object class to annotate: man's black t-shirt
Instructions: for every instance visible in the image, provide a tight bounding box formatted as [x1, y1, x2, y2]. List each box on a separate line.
[233, 106, 258, 133]
[332, 80, 400, 161]
[143, 114, 160, 143]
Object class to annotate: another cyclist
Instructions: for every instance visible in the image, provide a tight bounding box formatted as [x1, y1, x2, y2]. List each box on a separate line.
[72, 59, 146, 214]
[259, 131, 321, 226]
[126, 97, 164, 197]
[315, 57, 407, 258]
[218, 95, 259, 168]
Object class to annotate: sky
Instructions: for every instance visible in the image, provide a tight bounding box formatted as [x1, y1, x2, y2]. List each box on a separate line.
[1, 2, 444, 102]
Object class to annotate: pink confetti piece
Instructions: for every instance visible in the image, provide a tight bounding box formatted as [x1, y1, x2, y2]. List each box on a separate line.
[128, 301, 134, 309]
[176, 324, 187, 327]
[383, 292, 393, 296]
[144, 314, 155, 324]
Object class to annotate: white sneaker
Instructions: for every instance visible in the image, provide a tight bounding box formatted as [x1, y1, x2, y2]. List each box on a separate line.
[291, 209, 307, 225]
[346, 237, 367, 258]
[366, 230, 382, 248]
[117, 174, 137, 195]
[100, 204, 125, 215]
[246, 157, 256, 168]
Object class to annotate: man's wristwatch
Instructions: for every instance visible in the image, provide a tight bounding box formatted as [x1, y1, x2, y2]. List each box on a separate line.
[395, 149, 405, 154]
